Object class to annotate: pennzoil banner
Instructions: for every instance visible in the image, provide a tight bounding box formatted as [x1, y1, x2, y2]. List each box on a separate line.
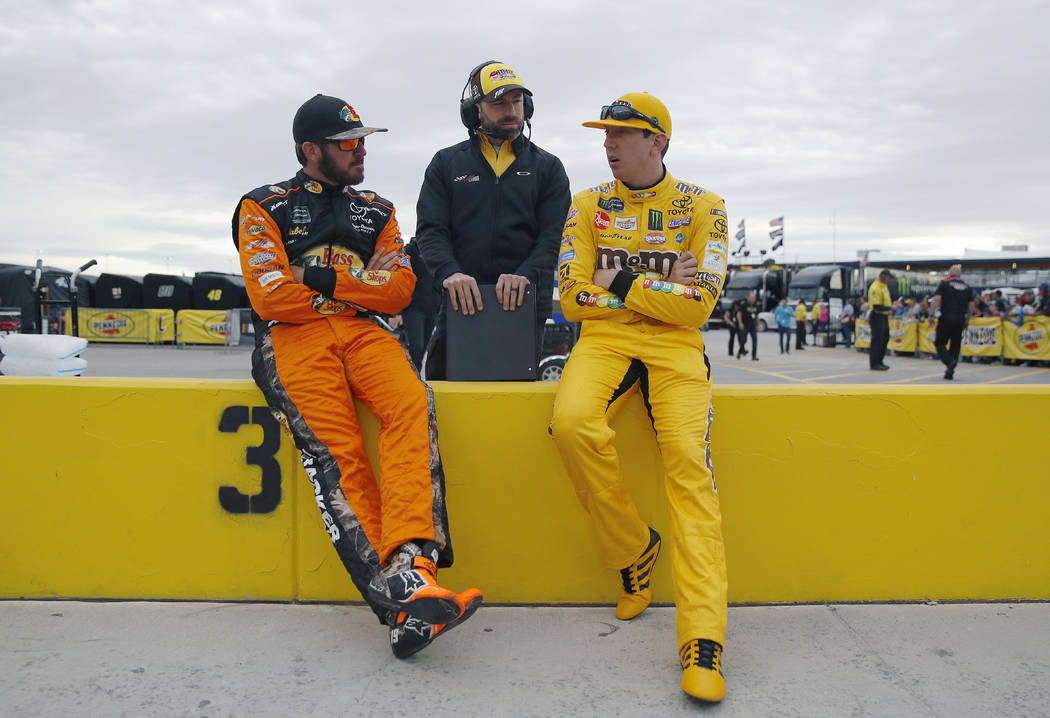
[1003, 316, 1050, 361]
[176, 309, 229, 344]
[960, 317, 1002, 357]
[888, 317, 917, 353]
[67, 308, 174, 343]
[917, 320, 937, 354]
[854, 318, 871, 348]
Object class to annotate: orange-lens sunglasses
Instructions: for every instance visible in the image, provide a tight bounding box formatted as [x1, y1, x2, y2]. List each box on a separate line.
[332, 138, 363, 151]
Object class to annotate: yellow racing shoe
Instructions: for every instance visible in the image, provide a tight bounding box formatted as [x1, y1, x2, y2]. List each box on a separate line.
[616, 527, 661, 620]
[679, 638, 726, 702]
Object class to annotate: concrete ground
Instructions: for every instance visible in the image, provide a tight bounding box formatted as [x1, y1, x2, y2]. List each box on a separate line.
[2, 600, 1047, 717]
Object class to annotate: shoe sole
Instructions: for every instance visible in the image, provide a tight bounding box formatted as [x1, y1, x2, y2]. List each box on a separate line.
[368, 587, 462, 625]
[392, 594, 484, 659]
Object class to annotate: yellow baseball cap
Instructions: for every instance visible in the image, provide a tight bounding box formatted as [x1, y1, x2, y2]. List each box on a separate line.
[583, 92, 671, 138]
[467, 62, 531, 103]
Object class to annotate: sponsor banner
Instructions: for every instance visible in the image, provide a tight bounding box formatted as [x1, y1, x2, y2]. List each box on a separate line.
[176, 309, 230, 345]
[0, 308, 20, 335]
[1003, 315, 1050, 361]
[854, 318, 871, 348]
[918, 320, 937, 354]
[64, 308, 172, 343]
[889, 317, 917, 353]
[960, 316, 1002, 357]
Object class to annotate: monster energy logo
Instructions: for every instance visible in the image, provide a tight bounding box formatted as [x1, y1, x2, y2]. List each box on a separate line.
[648, 209, 663, 231]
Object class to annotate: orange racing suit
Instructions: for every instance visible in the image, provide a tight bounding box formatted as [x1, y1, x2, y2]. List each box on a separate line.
[550, 170, 729, 649]
[233, 171, 452, 620]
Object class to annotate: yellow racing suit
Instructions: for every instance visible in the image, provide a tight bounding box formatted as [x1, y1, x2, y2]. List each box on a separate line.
[550, 171, 729, 649]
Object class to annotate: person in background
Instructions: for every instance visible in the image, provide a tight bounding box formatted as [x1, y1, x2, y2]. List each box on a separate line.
[794, 299, 808, 350]
[992, 290, 1007, 315]
[927, 264, 974, 381]
[867, 269, 900, 371]
[724, 298, 740, 356]
[810, 301, 820, 343]
[774, 297, 793, 354]
[737, 291, 759, 361]
[840, 298, 855, 348]
[1037, 282, 1050, 316]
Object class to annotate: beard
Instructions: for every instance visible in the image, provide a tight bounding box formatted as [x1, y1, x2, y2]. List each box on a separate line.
[478, 113, 523, 141]
[319, 145, 364, 186]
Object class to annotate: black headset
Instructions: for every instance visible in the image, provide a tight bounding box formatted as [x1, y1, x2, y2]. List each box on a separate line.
[459, 60, 535, 131]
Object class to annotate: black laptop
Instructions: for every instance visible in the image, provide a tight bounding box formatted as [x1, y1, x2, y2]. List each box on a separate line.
[445, 284, 536, 381]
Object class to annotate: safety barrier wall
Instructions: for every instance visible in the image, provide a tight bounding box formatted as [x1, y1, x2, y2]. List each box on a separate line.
[2, 379, 1048, 604]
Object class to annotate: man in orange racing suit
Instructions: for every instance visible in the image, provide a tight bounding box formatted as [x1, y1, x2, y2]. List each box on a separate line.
[549, 93, 729, 702]
[232, 93, 481, 659]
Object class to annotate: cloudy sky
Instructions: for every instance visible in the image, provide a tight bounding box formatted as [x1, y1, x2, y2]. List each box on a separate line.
[1, 0, 1047, 278]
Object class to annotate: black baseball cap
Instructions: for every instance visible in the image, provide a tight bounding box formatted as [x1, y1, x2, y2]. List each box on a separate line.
[292, 94, 388, 144]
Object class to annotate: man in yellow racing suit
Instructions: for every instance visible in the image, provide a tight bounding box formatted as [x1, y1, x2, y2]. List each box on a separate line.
[549, 93, 729, 703]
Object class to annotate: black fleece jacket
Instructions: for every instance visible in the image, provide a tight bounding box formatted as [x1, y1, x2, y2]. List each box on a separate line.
[414, 133, 570, 316]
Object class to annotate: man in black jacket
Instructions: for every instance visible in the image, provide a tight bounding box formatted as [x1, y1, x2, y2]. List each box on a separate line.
[736, 292, 759, 361]
[415, 60, 571, 379]
[928, 264, 974, 380]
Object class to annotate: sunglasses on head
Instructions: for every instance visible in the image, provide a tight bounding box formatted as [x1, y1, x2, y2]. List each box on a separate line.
[324, 137, 364, 151]
[599, 104, 666, 134]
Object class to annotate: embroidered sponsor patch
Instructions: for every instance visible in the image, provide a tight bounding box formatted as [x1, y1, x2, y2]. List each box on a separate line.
[668, 217, 691, 229]
[249, 251, 277, 266]
[614, 216, 637, 231]
[559, 249, 576, 263]
[702, 251, 727, 273]
[258, 270, 283, 286]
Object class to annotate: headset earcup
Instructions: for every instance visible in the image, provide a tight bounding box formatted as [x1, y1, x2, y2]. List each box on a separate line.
[460, 98, 478, 130]
[524, 93, 535, 122]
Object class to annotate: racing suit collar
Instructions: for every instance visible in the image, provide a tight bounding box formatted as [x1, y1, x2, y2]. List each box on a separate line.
[296, 169, 347, 195]
[616, 167, 673, 204]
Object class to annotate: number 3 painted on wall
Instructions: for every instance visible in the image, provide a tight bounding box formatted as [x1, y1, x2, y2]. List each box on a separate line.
[218, 405, 282, 514]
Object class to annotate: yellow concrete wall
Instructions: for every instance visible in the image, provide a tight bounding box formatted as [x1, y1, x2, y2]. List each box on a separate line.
[2, 378, 1048, 604]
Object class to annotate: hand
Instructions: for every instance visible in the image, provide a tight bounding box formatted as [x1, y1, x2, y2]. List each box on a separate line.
[289, 265, 304, 282]
[591, 268, 618, 289]
[668, 251, 698, 284]
[365, 249, 398, 272]
[443, 272, 482, 315]
[495, 274, 530, 311]
[387, 314, 404, 330]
